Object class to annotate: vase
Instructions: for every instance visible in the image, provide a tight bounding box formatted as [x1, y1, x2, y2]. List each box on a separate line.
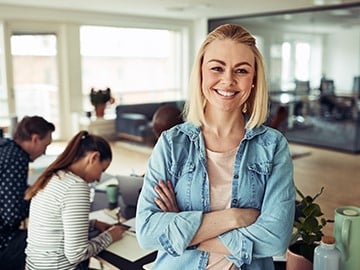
[95, 104, 106, 118]
[286, 243, 313, 270]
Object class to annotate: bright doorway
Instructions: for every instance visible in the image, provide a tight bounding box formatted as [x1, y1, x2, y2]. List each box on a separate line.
[10, 33, 60, 139]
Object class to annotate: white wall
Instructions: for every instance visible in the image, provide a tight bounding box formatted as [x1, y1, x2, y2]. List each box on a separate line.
[325, 27, 360, 93]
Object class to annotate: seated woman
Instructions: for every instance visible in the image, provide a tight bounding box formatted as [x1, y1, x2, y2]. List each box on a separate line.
[24, 130, 128, 270]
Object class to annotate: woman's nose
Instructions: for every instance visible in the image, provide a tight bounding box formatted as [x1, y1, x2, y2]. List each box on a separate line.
[221, 71, 235, 85]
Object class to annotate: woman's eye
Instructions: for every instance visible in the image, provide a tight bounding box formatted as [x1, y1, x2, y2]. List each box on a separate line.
[235, 68, 249, 74]
[211, 66, 223, 72]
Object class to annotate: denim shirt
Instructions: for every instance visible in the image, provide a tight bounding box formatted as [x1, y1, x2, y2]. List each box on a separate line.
[136, 122, 295, 270]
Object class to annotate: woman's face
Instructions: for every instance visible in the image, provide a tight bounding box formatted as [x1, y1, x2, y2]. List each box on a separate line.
[83, 155, 111, 183]
[201, 39, 255, 112]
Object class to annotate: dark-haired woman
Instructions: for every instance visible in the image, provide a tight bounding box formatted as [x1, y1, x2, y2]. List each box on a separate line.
[24, 131, 127, 270]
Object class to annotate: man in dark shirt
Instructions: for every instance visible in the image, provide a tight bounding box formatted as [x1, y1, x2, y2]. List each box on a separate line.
[0, 116, 55, 270]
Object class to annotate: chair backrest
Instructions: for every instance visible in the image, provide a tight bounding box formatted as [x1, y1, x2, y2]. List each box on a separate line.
[294, 80, 310, 95]
[353, 76, 360, 98]
[320, 79, 335, 95]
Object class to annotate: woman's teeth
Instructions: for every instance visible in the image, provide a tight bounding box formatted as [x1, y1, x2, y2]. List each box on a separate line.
[216, 90, 236, 97]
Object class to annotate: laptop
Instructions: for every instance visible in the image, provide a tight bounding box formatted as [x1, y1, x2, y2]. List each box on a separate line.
[94, 174, 144, 219]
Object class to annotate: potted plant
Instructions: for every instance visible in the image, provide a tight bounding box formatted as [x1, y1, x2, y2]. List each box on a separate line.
[286, 186, 327, 270]
[90, 87, 115, 118]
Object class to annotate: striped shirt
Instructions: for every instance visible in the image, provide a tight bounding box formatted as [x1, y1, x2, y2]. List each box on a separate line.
[25, 170, 112, 270]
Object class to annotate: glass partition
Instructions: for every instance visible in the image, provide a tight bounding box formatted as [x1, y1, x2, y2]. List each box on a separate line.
[209, 3, 360, 153]
[209, 3, 360, 95]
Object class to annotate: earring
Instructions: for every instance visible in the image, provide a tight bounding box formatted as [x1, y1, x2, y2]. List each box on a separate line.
[251, 84, 255, 88]
[242, 103, 247, 113]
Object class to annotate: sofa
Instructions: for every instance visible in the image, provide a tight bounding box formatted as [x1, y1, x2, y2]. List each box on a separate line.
[115, 100, 185, 144]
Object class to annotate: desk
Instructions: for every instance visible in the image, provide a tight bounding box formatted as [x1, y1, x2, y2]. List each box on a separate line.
[270, 92, 318, 129]
[28, 154, 58, 185]
[98, 249, 157, 270]
[96, 253, 286, 270]
[89, 209, 157, 270]
[333, 93, 358, 119]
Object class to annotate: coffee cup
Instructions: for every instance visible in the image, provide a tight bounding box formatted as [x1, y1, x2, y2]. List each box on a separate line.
[106, 184, 119, 205]
[334, 206, 360, 270]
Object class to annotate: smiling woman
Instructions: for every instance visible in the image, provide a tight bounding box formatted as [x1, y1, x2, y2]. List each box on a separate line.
[136, 24, 295, 270]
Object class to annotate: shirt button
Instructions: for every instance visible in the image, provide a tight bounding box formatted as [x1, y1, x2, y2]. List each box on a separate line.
[234, 175, 239, 179]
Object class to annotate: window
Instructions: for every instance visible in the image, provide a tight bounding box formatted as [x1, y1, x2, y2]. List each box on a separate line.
[274, 40, 313, 91]
[0, 23, 8, 128]
[11, 34, 60, 139]
[80, 26, 182, 114]
[295, 42, 311, 82]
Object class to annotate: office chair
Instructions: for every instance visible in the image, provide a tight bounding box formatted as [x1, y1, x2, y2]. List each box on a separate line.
[320, 78, 354, 120]
[293, 80, 311, 120]
[294, 80, 311, 95]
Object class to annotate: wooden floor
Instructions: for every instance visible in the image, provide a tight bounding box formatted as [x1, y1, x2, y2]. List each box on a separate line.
[289, 143, 360, 236]
[47, 140, 360, 237]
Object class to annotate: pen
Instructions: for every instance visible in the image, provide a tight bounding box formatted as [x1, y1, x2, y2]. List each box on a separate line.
[115, 210, 135, 232]
[114, 222, 131, 229]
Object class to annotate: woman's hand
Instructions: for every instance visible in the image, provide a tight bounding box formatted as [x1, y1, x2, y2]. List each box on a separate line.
[154, 180, 179, 212]
[107, 224, 129, 242]
[95, 220, 112, 232]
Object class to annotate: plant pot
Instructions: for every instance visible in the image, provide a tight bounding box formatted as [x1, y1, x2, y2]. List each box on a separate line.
[286, 242, 314, 270]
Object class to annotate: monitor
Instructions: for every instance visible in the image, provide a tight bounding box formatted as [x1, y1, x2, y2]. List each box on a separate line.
[116, 175, 144, 207]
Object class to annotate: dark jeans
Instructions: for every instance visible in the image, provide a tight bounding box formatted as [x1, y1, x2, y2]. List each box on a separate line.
[0, 230, 27, 270]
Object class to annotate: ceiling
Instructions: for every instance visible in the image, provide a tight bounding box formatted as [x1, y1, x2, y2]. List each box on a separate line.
[0, 0, 359, 20]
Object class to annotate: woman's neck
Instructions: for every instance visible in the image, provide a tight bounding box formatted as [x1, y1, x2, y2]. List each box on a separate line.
[202, 109, 246, 152]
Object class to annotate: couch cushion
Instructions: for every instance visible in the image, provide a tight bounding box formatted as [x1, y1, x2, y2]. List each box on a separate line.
[116, 113, 148, 135]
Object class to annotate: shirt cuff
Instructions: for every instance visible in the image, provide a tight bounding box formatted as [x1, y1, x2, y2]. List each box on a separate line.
[218, 231, 253, 266]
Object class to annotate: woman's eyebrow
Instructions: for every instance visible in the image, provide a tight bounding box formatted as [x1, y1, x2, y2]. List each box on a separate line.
[207, 59, 253, 67]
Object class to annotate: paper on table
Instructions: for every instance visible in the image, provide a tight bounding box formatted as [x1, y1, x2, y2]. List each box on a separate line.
[90, 210, 154, 261]
[106, 231, 155, 262]
[122, 217, 136, 232]
[89, 209, 118, 224]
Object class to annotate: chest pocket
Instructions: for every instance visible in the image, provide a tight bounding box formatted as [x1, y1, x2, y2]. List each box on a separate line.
[246, 162, 272, 208]
[169, 161, 198, 211]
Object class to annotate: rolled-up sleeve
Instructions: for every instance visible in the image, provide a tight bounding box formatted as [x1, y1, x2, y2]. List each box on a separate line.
[136, 135, 203, 256]
[136, 186, 203, 255]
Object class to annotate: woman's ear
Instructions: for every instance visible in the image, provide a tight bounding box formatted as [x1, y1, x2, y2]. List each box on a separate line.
[88, 151, 100, 164]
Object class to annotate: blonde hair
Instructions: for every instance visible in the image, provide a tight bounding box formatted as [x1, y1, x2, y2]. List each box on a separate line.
[184, 24, 268, 129]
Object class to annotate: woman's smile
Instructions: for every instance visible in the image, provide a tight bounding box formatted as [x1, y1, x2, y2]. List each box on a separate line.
[214, 89, 238, 97]
[202, 39, 255, 112]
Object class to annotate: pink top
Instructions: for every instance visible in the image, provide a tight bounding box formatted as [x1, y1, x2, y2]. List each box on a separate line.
[206, 146, 238, 270]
